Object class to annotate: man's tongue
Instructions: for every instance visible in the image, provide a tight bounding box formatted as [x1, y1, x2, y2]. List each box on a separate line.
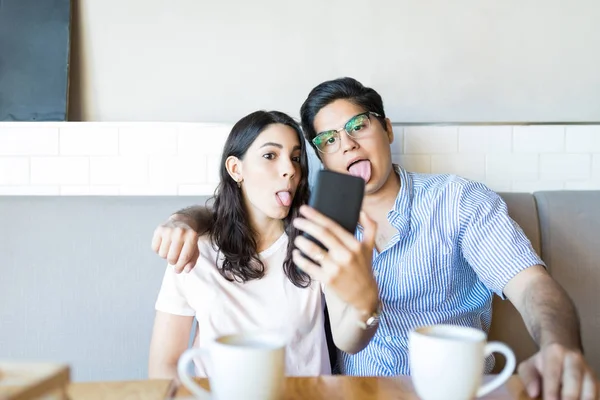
[348, 160, 372, 182]
[276, 191, 292, 207]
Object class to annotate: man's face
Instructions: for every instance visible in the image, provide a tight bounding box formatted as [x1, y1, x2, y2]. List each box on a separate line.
[312, 99, 395, 195]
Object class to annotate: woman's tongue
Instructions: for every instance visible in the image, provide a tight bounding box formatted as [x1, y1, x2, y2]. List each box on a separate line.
[348, 160, 372, 182]
[276, 191, 292, 207]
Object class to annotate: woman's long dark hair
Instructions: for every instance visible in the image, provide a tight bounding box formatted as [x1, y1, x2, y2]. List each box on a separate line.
[209, 110, 311, 288]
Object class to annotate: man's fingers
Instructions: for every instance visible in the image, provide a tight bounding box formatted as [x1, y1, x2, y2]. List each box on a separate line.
[183, 246, 199, 273]
[581, 371, 598, 400]
[175, 239, 198, 272]
[151, 228, 163, 253]
[543, 345, 565, 400]
[517, 358, 542, 398]
[166, 238, 185, 266]
[183, 261, 196, 274]
[561, 352, 583, 400]
[359, 211, 377, 250]
[158, 234, 171, 259]
[292, 250, 327, 282]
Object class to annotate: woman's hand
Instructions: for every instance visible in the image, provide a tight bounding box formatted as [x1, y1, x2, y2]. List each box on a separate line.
[292, 205, 379, 316]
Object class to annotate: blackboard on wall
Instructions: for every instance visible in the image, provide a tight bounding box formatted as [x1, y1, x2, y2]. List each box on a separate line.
[0, 0, 71, 121]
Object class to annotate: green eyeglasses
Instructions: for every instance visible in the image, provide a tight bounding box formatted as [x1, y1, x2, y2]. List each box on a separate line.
[312, 111, 382, 154]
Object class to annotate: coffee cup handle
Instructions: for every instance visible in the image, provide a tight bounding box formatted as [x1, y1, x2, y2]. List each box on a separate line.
[177, 348, 212, 399]
[476, 341, 516, 398]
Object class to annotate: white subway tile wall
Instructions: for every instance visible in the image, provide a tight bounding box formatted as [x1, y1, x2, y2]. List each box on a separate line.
[31, 157, 89, 185]
[486, 154, 539, 182]
[565, 126, 600, 153]
[0, 122, 599, 195]
[593, 154, 600, 179]
[0, 126, 59, 155]
[0, 157, 29, 185]
[60, 125, 119, 156]
[431, 154, 486, 182]
[513, 126, 565, 153]
[404, 126, 458, 154]
[458, 126, 512, 154]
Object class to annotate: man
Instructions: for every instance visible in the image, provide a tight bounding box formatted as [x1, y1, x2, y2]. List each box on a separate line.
[152, 77, 597, 400]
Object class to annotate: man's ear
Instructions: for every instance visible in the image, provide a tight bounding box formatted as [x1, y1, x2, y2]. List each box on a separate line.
[384, 118, 394, 144]
[225, 155, 243, 183]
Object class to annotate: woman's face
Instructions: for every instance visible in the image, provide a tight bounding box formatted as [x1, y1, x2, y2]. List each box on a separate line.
[227, 123, 303, 222]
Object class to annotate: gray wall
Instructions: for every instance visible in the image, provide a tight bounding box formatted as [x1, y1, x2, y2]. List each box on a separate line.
[0, 196, 206, 381]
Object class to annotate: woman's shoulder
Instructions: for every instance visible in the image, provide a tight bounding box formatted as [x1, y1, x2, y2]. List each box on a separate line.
[197, 234, 219, 259]
[197, 233, 212, 247]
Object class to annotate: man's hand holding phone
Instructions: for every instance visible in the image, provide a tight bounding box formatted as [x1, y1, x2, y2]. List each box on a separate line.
[292, 205, 380, 316]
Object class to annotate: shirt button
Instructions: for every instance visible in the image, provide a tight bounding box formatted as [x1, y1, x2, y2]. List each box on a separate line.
[385, 336, 393, 343]
[374, 271, 379, 277]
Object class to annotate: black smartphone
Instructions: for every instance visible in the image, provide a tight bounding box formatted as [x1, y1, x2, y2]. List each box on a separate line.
[300, 169, 365, 253]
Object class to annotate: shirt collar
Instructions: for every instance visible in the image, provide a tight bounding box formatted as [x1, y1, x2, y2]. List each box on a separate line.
[356, 164, 413, 238]
[387, 164, 414, 229]
[391, 164, 413, 215]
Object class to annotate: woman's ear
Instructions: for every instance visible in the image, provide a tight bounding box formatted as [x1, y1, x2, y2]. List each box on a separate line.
[225, 155, 243, 183]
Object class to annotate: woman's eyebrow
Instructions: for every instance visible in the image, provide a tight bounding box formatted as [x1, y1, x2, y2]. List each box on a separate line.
[260, 142, 282, 149]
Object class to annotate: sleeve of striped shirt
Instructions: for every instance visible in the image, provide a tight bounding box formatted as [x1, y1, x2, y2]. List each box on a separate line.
[459, 182, 545, 299]
[155, 265, 196, 316]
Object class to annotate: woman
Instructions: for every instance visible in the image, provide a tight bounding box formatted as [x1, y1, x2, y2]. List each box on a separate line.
[148, 110, 378, 378]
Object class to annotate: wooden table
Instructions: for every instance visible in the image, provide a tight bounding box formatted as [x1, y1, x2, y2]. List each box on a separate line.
[67, 379, 175, 400]
[0, 362, 70, 400]
[172, 375, 533, 399]
[63, 375, 532, 399]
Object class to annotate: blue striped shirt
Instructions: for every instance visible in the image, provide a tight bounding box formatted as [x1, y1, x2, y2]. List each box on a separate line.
[339, 165, 544, 376]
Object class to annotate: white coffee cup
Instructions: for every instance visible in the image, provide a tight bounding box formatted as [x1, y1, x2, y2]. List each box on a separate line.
[177, 332, 286, 400]
[409, 324, 516, 400]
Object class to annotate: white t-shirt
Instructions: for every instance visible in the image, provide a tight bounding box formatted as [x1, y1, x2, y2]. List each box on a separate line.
[155, 232, 331, 377]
